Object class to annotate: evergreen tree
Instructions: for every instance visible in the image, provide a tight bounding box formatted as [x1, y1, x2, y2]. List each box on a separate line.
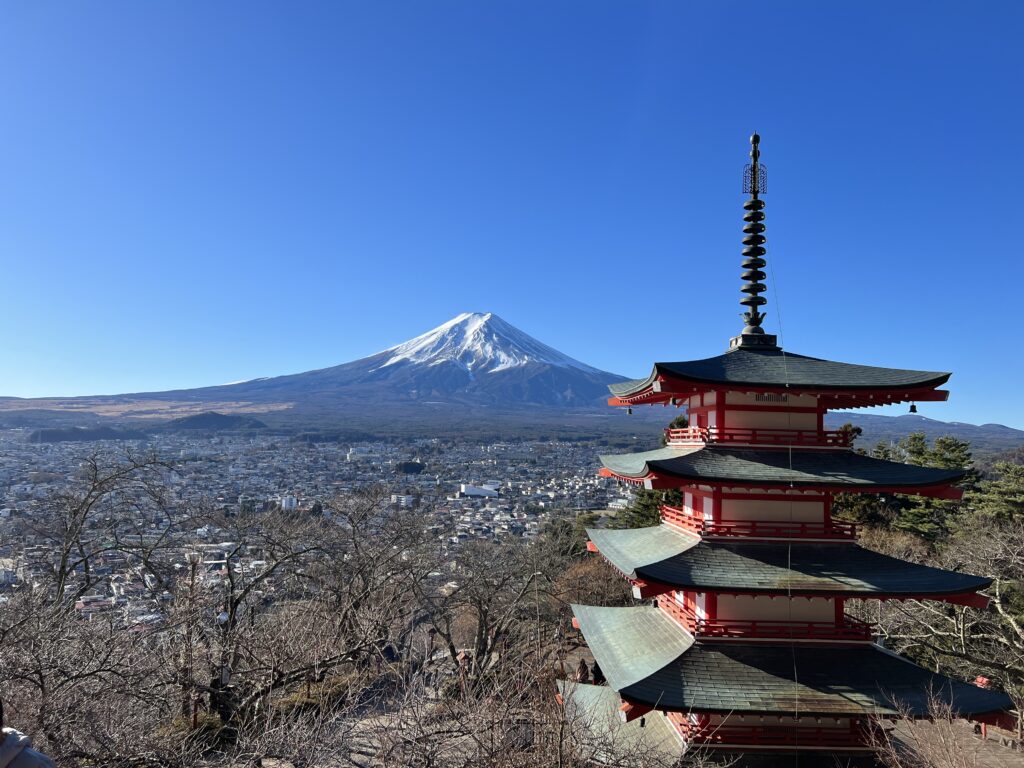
[888, 432, 976, 540]
[835, 423, 863, 452]
[834, 430, 977, 539]
[831, 424, 891, 524]
[966, 461, 1024, 521]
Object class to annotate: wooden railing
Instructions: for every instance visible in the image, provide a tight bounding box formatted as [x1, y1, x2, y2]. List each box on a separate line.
[665, 426, 850, 448]
[695, 616, 874, 642]
[661, 505, 857, 540]
[678, 722, 874, 748]
[658, 596, 875, 642]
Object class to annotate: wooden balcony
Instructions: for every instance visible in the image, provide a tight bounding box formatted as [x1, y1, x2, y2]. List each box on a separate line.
[661, 505, 858, 540]
[659, 596, 875, 642]
[677, 721, 876, 749]
[694, 616, 874, 642]
[665, 426, 850, 448]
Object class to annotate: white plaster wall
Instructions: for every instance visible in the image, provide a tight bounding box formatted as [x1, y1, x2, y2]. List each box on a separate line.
[715, 594, 835, 622]
[720, 498, 824, 522]
[723, 408, 818, 430]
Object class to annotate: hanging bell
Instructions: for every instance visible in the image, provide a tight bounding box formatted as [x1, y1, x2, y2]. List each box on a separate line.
[627, 407, 633, 416]
[909, 403, 918, 414]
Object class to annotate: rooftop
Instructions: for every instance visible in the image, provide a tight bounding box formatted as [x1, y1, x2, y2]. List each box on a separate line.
[599, 445, 964, 494]
[587, 525, 991, 597]
[571, 605, 1013, 718]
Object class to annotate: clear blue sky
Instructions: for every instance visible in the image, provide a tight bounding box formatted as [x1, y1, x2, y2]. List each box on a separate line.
[0, 2, 1020, 426]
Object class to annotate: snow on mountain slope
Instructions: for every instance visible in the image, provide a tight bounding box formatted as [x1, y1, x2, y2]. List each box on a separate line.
[374, 312, 602, 374]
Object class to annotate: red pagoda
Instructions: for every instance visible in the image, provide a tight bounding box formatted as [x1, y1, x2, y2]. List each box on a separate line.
[558, 134, 1014, 765]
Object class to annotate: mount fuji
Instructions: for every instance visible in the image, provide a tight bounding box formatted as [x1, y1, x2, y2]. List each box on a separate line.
[200, 311, 625, 410]
[0, 313, 630, 433]
[4, 313, 1023, 448]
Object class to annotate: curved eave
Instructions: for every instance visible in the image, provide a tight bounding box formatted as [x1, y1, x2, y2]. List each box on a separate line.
[610, 389, 950, 413]
[599, 467, 963, 499]
[598, 447, 965, 499]
[572, 606, 1013, 719]
[609, 381, 950, 410]
[586, 527, 992, 598]
[608, 352, 952, 410]
[569, 604, 694, 692]
[555, 682, 683, 761]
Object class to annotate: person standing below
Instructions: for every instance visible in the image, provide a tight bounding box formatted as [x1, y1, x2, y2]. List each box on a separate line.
[574, 657, 590, 684]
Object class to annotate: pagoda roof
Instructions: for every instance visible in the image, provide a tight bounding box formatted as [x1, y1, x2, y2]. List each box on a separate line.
[599, 445, 964, 494]
[571, 605, 1012, 718]
[557, 683, 880, 766]
[587, 525, 992, 597]
[555, 681, 683, 762]
[610, 347, 950, 400]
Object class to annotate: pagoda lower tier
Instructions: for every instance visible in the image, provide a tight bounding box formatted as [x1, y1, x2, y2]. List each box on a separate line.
[571, 604, 1010, 718]
[558, 681, 911, 766]
[587, 524, 992, 604]
[598, 444, 964, 496]
[563, 604, 1013, 756]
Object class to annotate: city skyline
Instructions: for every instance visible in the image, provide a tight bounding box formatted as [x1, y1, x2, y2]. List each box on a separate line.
[1, 3, 1021, 427]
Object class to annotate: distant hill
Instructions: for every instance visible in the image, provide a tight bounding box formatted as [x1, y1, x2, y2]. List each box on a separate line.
[0, 313, 1021, 453]
[161, 412, 267, 431]
[825, 413, 1024, 455]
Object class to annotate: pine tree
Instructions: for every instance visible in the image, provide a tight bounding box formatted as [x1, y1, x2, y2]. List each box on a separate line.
[889, 432, 976, 540]
[831, 425, 890, 524]
[833, 430, 977, 539]
[966, 461, 1024, 521]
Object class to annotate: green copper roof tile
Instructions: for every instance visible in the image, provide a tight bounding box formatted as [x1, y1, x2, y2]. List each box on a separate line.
[556, 681, 683, 762]
[570, 605, 693, 691]
[588, 526, 991, 596]
[572, 605, 1012, 718]
[599, 445, 964, 489]
[586, 525, 698, 575]
[638, 539, 991, 596]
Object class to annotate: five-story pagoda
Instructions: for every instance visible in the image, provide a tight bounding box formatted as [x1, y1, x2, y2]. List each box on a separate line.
[558, 134, 1013, 765]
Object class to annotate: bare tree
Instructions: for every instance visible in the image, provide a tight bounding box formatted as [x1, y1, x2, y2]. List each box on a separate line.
[25, 450, 174, 604]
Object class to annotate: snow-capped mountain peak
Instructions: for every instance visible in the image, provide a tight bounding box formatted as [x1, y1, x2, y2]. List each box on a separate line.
[375, 312, 601, 374]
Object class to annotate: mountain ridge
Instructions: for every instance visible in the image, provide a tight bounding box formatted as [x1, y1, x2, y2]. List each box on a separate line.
[0, 313, 628, 422]
[0, 313, 1021, 452]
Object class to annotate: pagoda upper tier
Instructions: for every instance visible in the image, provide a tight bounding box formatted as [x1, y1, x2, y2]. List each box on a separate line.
[609, 347, 950, 409]
[598, 444, 964, 497]
[587, 525, 991, 600]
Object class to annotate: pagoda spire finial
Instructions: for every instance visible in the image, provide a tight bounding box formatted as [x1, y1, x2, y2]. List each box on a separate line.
[730, 132, 779, 351]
